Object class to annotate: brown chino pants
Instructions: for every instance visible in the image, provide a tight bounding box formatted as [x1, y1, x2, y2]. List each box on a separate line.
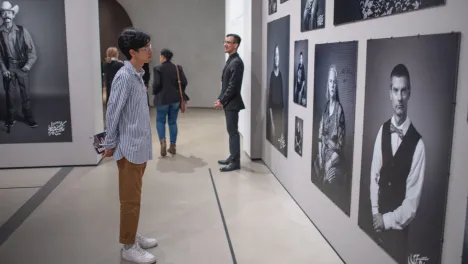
[117, 157, 147, 244]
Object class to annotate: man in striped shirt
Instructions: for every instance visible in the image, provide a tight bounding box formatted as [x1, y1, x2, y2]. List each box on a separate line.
[101, 28, 157, 264]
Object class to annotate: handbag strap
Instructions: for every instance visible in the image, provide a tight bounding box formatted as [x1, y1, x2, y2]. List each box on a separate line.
[174, 63, 184, 102]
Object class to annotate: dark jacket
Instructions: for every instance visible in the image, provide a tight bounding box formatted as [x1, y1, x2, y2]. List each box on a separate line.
[218, 52, 245, 111]
[152, 61, 189, 107]
[142, 63, 150, 87]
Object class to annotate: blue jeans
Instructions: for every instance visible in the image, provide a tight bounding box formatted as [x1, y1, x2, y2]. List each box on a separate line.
[156, 102, 180, 144]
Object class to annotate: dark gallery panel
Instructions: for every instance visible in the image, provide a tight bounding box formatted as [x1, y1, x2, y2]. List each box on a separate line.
[333, 0, 446, 25]
[0, 0, 72, 144]
[293, 40, 308, 108]
[266, 15, 290, 158]
[301, 0, 325, 32]
[311, 41, 358, 216]
[357, 32, 461, 264]
[294, 116, 303, 157]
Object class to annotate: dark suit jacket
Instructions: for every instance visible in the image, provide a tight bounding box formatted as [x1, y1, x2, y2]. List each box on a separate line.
[152, 61, 189, 107]
[218, 52, 245, 111]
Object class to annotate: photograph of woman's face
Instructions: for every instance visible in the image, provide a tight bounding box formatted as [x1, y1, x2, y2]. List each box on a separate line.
[327, 67, 337, 99]
[274, 46, 280, 68]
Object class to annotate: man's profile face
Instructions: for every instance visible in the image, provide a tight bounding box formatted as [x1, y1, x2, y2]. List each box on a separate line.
[390, 76, 410, 117]
[131, 42, 152, 63]
[1, 10, 15, 23]
[224, 36, 237, 54]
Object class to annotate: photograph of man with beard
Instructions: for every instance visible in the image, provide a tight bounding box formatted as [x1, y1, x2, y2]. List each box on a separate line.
[294, 116, 303, 156]
[0, 1, 37, 128]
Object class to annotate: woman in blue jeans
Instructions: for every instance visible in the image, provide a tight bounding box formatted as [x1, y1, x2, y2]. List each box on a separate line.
[152, 49, 189, 156]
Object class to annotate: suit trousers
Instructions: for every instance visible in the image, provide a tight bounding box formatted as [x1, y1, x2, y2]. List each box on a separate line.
[224, 110, 240, 164]
[117, 157, 147, 244]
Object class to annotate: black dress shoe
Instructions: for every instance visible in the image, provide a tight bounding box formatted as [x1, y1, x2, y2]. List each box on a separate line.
[220, 163, 240, 172]
[25, 119, 38, 128]
[218, 159, 231, 165]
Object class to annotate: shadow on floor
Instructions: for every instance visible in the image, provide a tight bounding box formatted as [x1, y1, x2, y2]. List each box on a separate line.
[156, 154, 208, 173]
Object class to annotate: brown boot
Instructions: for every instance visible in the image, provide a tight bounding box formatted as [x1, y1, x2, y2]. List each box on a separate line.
[160, 140, 167, 157]
[168, 143, 176, 155]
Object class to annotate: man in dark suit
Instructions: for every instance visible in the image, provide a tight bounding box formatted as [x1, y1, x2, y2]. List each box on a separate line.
[215, 33, 245, 172]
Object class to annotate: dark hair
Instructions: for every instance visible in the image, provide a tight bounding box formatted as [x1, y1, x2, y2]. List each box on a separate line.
[117, 28, 151, 60]
[160, 48, 174, 61]
[299, 52, 303, 56]
[226, 33, 242, 46]
[390, 63, 411, 90]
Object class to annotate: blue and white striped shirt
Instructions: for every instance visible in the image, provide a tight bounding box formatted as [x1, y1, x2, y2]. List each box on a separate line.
[103, 61, 153, 164]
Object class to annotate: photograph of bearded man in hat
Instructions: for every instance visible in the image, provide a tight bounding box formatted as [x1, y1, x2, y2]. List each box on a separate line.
[0, 0, 37, 128]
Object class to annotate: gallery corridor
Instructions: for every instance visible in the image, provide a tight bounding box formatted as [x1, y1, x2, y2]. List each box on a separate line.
[0, 108, 343, 264]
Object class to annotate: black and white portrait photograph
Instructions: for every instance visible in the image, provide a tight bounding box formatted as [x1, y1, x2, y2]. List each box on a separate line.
[311, 41, 358, 216]
[333, 0, 446, 25]
[266, 15, 290, 158]
[294, 116, 303, 156]
[357, 32, 461, 264]
[301, 0, 325, 32]
[0, 0, 72, 144]
[269, 0, 278, 15]
[463, 198, 468, 264]
[293, 40, 308, 108]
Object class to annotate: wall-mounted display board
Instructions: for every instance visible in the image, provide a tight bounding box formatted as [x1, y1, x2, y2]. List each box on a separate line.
[333, 0, 446, 26]
[311, 41, 358, 216]
[301, 0, 325, 32]
[0, 0, 72, 144]
[266, 15, 290, 158]
[293, 40, 308, 108]
[357, 32, 461, 264]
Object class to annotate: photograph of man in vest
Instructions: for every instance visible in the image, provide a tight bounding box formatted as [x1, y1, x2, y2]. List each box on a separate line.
[369, 63, 426, 264]
[0, 1, 37, 128]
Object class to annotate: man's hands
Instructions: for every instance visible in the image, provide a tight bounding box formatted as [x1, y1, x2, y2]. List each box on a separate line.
[101, 148, 115, 158]
[373, 213, 384, 232]
[214, 99, 223, 110]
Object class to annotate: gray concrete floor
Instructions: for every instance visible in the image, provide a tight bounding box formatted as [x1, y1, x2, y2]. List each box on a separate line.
[0, 108, 343, 264]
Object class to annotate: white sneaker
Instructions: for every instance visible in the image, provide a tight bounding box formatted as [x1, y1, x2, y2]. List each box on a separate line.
[121, 243, 157, 264]
[137, 233, 159, 249]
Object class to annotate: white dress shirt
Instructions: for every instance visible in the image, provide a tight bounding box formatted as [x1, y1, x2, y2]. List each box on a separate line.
[370, 116, 426, 230]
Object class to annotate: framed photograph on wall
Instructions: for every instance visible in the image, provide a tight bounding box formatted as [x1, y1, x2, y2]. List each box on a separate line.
[333, 0, 446, 26]
[293, 40, 308, 108]
[294, 116, 303, 156]
[311, 41, 358, 216]
[266, 15, 290, 158]
[0, 0, 72, 144]
[301, 0, 326, 32]
[357, 32, 461, 264]
[268, 0, 278, 15]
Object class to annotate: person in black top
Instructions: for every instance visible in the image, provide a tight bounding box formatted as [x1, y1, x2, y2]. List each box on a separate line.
[152, 48, 188, 157]
[102, 47, 124, 103]
[216, 33, 245, 172]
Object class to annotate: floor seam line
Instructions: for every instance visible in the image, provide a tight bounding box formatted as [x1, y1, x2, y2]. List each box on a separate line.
[209, 168, 237, 264]
[0, 186, 43, 190]
[0, 167, 73, 248]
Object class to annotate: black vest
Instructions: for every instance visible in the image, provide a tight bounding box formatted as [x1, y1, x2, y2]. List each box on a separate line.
[378, 119, 421, 215]
[0, 25, 28, 68]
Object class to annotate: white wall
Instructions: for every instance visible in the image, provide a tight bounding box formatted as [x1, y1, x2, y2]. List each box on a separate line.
[225, 0, 263, 159]
[0, 0, 103, 168]
[117, 0, 225, 108]
[259, 0, 468, 263]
